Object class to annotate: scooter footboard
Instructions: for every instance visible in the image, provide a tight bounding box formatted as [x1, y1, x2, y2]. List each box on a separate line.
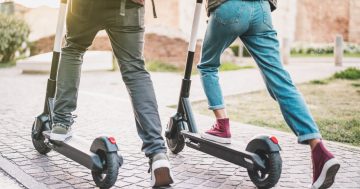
[43, 132, 103, 171]
[182, 131, 266, 170]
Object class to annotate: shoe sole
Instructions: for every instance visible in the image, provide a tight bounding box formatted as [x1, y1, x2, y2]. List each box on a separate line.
[200, 132, 231, 144]
[312, 158, 340, 189]
[50, 132, 72, 142]
[151, 160, 174, 187]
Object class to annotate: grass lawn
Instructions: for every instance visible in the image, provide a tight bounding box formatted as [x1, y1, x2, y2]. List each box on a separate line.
[192, 71, 360, 146]
[0, 61, 16, 68]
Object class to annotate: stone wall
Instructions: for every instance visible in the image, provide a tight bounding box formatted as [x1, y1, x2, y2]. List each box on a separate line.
[349, 0, 360, 43]
[295, 0, 350, 43]
[30, 34, 201, 67]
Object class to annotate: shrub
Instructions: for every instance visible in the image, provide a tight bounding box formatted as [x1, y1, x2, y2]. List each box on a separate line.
[334, 67, 360, 80]
[290, 42, 360, 56]
[0, 13, 30, 63]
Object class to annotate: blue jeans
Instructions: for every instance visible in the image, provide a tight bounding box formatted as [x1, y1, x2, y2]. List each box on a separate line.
[197, 0, 321, 144]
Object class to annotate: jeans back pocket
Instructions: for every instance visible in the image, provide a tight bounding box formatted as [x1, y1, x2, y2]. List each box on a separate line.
[260, 1, 273, 29]
[118, 7, 145, 28]
[213, 1, 242, 25]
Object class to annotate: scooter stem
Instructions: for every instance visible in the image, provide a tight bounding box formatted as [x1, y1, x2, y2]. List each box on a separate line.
[50, 0, 67, 80]
[184, 0, 203, 80]
[177, 0, 203, 114]
[43, 0, 67, 113]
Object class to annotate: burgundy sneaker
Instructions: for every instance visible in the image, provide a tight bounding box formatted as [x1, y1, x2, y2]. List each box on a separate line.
[201, 118, 231, 144]
[311, 141, 340, 189]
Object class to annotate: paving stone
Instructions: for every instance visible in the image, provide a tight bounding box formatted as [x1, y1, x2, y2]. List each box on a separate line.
[66, 177, 87, 185]
[48, 183, 72, 189]
[203, 181, 223, 188]
[122, 176, 144, 184]
[42, 177, 63, 185]
[184, 177, 206, 185]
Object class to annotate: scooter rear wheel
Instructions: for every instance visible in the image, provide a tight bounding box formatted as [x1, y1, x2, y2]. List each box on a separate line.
[166, 120, 185, 154]
[247, 151, 282, 189]
[92, 151, 119, 189]
[31, 122, 52, 155]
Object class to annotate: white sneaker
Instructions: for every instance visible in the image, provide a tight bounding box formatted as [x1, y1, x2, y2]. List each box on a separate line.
[149, 153, 174, 187]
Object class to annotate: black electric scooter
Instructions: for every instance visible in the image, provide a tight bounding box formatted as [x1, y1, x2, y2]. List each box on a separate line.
[31, 1, 123, 188]
[165, 0, 282, 188]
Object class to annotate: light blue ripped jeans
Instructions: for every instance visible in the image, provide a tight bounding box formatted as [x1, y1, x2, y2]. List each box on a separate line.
[197, 0, 321, 144]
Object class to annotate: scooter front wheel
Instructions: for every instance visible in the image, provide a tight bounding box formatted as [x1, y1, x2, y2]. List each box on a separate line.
[92, 151, 119, 189]
[247, 151, 282, 189]
[166, 119, 186, 154]
[31, 122, 52, 155]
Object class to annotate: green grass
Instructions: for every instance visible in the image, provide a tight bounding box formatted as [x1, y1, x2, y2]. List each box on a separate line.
[146, 60, 181, 72]
[0, 61, 16, 68]
[220, 62, 254, 71]
[344, 53, 360, 58]
[310, 68, 360, 85]
[192, 77, 360, 146]
[310, 78, 333, 85]
[352, 83, 360, 87]
[334, 67, 360, 80]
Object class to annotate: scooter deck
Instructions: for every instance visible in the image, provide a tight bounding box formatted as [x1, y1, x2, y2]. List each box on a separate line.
[43, 131, 103, 171]
[182, 131, 265, 170]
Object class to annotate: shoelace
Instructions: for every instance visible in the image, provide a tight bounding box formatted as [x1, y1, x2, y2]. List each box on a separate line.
[148, 158, 153, 173]
[54, 123, 71, 130]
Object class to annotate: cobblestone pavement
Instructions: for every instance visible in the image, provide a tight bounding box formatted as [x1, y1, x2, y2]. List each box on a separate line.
[0, 67, 360, 189]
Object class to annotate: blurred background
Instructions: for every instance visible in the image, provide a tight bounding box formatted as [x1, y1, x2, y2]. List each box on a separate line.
[0, 0, 359, 70]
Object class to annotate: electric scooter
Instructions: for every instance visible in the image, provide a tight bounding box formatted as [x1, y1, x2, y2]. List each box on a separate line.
[165, 0, 282, 188]
[31, 1, 123, 188]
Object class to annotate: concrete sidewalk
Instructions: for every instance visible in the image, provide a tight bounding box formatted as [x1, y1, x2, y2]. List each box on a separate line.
[0, 61, 359, 189]
[77, 61, 360, 107]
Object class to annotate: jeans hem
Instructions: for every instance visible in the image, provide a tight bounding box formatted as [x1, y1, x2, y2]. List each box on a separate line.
[208, 104, 225, 110]
[298, 133, 322, 144]
[146, 148, 167, 158]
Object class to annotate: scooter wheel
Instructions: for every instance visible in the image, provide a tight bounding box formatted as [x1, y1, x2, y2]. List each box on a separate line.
[166, 120, 185, 154]
[247, 151, 282, 189]
[92, 151, 119, 189]
[31, 122, 51, 155]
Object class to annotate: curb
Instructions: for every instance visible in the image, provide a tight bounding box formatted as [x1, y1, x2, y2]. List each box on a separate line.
[0, 155, 48, 189]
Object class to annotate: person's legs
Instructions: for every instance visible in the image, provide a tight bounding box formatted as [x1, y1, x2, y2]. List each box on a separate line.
[240, 1, 339, 188]
[197, 0, 251, 143]
[105, 6, 172, 186]
[51, 0, 100, 141]
[241, 1, 321, 144]
[105, 7, 166, 158]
